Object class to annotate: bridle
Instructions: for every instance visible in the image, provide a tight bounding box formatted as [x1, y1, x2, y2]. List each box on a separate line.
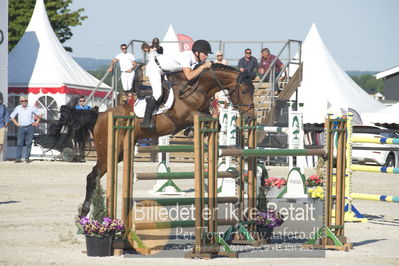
[209, 68, 255, 112]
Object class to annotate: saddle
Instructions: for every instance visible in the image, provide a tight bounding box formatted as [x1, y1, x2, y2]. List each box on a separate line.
[135, 75, 172, 106]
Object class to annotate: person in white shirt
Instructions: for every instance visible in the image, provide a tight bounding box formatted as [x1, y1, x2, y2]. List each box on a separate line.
[10, 96, 42, 163]
[108, 44, 137, 92]
[141, 39, 213, 129]
[214, 51, 228, 65]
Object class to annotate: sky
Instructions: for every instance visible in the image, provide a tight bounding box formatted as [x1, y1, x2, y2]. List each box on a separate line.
[67, 0, 399, 72]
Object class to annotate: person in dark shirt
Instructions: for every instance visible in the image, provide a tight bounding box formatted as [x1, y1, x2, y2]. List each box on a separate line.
[237, 48, 259, 94]
[258, 48, 285, 81]
[151, 37, 163, 55]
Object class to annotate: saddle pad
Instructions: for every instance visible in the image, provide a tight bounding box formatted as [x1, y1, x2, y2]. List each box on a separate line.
[134, 89, 174, 118]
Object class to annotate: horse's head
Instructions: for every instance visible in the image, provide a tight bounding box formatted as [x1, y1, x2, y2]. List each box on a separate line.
[206, 64, 256, 123]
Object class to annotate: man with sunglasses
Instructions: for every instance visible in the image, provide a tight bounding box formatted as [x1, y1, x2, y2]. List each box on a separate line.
[238, 48, 259, 94]
[140, 39, 213, 129]
[10, 96, 42, 163]
[75, 95, 91, 110]
[108, 44, 137, 92]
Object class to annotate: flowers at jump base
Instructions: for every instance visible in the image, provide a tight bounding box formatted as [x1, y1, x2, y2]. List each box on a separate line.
[264, 177, 287, 189]
[305, 175, 323, 187]
[256, 209, 284, 228]
[76, 217, 125, 238]
[307, 186, 324, 200]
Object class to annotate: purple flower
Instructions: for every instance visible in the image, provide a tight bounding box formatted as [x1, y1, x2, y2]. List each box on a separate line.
[76, 217, 125, 237]
[256, 210, 284, 228]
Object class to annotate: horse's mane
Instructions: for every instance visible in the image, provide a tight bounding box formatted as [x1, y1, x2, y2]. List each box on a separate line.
[210, 63, 239, 73]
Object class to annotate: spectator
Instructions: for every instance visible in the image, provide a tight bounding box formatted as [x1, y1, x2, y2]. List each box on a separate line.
[108, 43, 137, 92]
[214, 51, 228, 65]
[141, 39, 213, 129]
[75, 95, 91, 110]
[151, 37, 163, 55]
[10, 96, 42, 163]
[258, 48, 285, 81]
[238, 48, 259, 94]
[142, 41, 158, 62]
[126, 91, 135, 107]
[0, 92, 10, 156]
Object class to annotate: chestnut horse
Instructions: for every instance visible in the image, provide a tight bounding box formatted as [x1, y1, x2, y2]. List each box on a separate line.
[78, 63, 255, 217]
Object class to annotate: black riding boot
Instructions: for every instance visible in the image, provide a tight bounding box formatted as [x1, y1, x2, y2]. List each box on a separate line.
[140, 96, 156, 129]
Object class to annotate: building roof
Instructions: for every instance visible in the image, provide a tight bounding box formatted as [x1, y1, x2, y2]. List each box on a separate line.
[375, 66, 399, 80]
[8, 0, 110, 94]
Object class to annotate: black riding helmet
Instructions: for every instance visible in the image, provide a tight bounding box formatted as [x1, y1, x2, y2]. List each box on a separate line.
[192, 40, 213, 55]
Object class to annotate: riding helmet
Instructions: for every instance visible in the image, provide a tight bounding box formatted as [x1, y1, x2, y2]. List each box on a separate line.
[192, 40, 213, 54]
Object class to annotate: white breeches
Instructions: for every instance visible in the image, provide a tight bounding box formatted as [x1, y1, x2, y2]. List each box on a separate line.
[146, 60, 163, 101]
[121, 71, 135, 91]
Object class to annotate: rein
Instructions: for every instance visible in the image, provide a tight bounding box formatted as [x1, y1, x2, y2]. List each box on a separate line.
[209, 68, 255, 111]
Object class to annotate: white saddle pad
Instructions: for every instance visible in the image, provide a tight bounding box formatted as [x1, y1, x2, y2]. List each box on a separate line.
[134, 89, 175, 118]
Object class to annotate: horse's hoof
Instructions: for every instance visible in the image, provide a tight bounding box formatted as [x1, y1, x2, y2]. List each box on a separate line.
[78, 205, 90, 218]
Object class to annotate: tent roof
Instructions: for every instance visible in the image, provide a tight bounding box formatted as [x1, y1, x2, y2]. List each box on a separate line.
[161, 24, 180, 57]
[362, 102, 399, 124]
[8, 0, 110, 91]
[296, 24, 384, 124]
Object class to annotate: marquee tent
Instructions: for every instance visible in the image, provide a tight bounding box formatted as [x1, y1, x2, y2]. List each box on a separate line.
[7, 0, 111, 159]
[161, 25, 180, 56]
[294, 24, 384, 124]
[8, 0, 110, 110]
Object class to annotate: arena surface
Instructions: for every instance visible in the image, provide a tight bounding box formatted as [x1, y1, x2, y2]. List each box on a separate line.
[0, 161, 399, 265]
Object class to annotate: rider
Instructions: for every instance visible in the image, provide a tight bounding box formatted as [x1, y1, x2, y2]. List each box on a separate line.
[141, 39, 213, 129]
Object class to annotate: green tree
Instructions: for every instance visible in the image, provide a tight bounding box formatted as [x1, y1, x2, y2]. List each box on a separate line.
[8, 0, 87, 52]
[350, 74, 384, 94]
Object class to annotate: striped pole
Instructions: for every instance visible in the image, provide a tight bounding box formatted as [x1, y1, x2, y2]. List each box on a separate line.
[351, 193, 399, 203]
[219, 148, 326, 157]
[352, 136, 399, 144]
[351, 164, 399, 174]
[240, 125, 289, 133]
[135, 171, 239, 180]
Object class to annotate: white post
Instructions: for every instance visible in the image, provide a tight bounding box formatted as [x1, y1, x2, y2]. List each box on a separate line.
[0, 0, 8, 161]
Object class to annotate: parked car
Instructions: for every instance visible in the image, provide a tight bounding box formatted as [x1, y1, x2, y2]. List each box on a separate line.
[351, 125, 399, 167]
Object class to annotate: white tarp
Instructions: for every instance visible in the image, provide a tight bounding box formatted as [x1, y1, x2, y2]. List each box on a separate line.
[8, 0, 109, 90]
[294, 24, 384, 124]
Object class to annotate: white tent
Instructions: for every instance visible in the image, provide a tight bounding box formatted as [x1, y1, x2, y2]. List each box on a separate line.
[161, 24, 180, 57]
[362, 103, 399, 124]
[7, 0, 111, 160]
[8, 0, 110, 107]
[295, 24, 384, 124]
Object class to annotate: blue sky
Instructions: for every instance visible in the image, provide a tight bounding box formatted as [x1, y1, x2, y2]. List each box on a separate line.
[68, 0, 399, 71]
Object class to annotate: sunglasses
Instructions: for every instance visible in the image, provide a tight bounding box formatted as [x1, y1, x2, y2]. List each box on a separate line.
[80, 100, 86, 102]
[246, 52, 252, 54]
[20, 100, 27, 102]
[121, 47, 127, 50]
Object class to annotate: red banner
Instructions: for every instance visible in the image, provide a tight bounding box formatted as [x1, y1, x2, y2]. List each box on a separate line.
[177, 34, 193, 52]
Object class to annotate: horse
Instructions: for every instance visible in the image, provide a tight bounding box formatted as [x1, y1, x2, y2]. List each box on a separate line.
[70, 63, 256, 217]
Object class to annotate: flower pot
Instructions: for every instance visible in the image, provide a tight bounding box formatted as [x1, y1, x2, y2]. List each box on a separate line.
[85, 235, 112, 257]
[257, 225, 273, 241]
